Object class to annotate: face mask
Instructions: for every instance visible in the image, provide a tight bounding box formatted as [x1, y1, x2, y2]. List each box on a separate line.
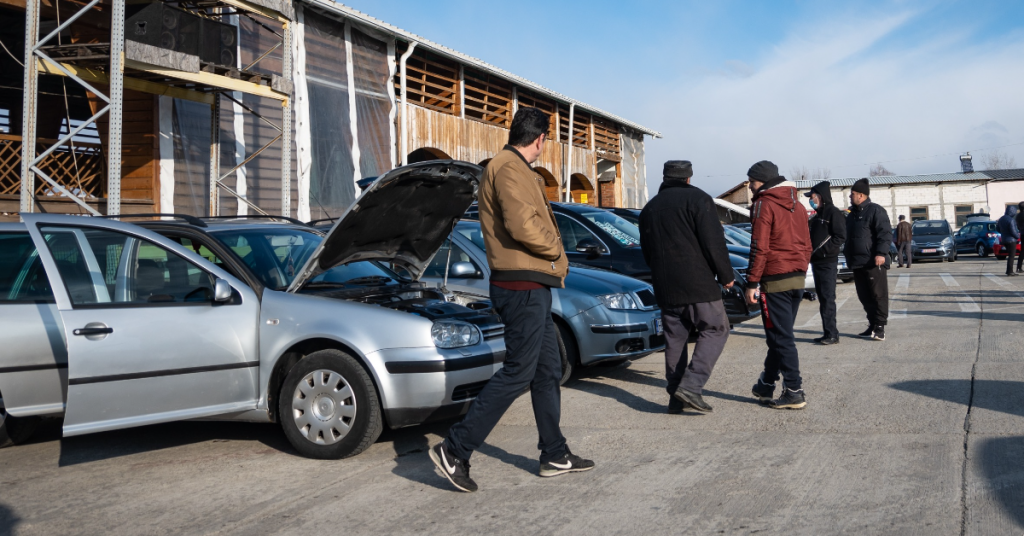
[809, 199, 818, 210]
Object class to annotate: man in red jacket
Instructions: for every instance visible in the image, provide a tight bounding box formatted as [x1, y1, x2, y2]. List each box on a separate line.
[743, 161, 812, 409]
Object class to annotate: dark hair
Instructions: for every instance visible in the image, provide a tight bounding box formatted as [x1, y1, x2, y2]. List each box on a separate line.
[508, 107, 550, 147]
[899, 215, 906, 220]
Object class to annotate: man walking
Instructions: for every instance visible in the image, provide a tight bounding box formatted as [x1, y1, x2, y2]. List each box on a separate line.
[895, 215, 913, 268]
[639, 160, 735, 414]
[997, 204, 1020, 276]
[805, 181, 846, 345]
[430, 107, 594, 492]
[744, 161, 812, 409]
[844, 178, 892, 341]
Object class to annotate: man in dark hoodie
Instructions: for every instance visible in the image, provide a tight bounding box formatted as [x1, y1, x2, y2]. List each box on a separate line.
[844, 178, 892, 341]
[639, 160, 735, 414]
[1014, 202, 1024, 274]
[805, 181, 847, 345]
[744, 161, 812, 409]
[997, 204, 1020, 276]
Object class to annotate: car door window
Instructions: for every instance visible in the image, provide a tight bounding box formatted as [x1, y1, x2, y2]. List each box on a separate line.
[0, 232, 55, 303]
[555, 214, 600, 252]
[423, 239, 479, 278]
[39, 226, 217, 306]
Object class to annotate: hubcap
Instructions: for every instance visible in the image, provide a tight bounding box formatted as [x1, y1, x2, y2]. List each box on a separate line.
[292, 369, 357, 445]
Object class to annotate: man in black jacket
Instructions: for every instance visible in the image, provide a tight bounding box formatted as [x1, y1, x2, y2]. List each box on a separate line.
[639, 160, 735, 414]
[844, 178, 892, 341]
[805, 181, 847, 345]
[998, 204, 1020, 276]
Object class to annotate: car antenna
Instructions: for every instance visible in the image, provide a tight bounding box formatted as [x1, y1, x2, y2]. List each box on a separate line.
[441, 220, 457, 297]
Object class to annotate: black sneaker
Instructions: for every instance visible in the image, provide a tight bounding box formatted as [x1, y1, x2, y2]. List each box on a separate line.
[858, 325, 875, 337]
[813, 336, 839, 345]
[429, 443, 478, 492]
[667, 396, 684, 414]
[751, 373, 775, 402]
[870, 326, 885, 341]
[769, 387, 807, 409]
[673, 388, 713, 412]
[539, 447, 595, 477]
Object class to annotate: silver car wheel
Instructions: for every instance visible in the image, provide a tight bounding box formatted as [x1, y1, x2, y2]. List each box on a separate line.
[292, 369, 357, 445]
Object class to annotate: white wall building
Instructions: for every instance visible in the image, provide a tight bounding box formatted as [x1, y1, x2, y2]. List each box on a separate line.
[792, 169, 1024, 229]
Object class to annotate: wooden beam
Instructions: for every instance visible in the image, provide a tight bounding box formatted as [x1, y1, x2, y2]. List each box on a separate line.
[218, 0, 290, 23]
[37, 58, 215, 105]
[124, 59, 289, 104]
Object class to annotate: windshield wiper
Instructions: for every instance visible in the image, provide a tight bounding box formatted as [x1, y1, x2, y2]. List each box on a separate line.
[343, 275, 394, 285]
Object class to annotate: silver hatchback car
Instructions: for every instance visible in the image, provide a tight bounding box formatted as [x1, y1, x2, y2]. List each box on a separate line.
[0, 161, 505, 459]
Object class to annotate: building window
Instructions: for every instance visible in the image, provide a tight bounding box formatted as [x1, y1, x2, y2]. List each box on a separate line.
[955, 205, 972, 228]
[910, 206, 928, 221]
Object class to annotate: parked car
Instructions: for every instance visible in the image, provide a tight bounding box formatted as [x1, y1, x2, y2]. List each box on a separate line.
[994, 241, 1021, 260]
[838, 254, 853, 283]
[420, 221, 664, 383]
[911, 220, 957, 262]
[954, 220, 999, 256]
[606, 207, 641, 226]
[0, 161, 508, 459]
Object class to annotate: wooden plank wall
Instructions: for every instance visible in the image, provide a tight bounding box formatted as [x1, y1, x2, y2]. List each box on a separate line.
[91, 89, 158, 211]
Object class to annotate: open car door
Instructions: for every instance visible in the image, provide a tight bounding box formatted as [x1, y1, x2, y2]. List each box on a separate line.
[23, 215, 260, 436]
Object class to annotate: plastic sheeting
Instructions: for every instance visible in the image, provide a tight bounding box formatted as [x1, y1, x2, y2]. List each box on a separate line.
[351, 27, 394, 180]
[170, 99, 210, 217]
[620, 129, 648, 208]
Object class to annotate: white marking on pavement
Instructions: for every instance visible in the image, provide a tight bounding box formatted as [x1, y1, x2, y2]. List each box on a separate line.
[889, 273, 909, 319]
[984, 273, 1024, 301]
[800, 294, 850, 327]
[940, 273, 979, 313]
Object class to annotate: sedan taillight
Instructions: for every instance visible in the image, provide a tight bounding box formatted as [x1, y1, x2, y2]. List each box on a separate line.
[987, 233, 999, 238]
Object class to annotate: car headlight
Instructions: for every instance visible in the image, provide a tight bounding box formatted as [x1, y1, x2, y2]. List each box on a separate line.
[598, 292, 639, 310]
[431, 320, 481, 349]
[941, 237, 953, 247]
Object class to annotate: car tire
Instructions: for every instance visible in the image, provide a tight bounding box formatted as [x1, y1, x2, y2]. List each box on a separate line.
[977, 244, 988, 257]
[0, 405, 40, 448]
[554, 320, 576, 386]
[278, 349, 382, 460]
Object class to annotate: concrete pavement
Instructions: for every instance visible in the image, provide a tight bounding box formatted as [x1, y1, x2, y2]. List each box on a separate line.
[1, 257, 1023, 535]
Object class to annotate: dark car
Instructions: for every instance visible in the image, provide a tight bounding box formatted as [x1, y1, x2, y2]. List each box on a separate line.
[911, 220, 957, 262]
[606, 207, 641, 226]
[954, 220, 1000, 256]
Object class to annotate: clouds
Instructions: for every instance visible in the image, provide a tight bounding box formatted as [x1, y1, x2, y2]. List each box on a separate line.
[642, 6, 1024, 195]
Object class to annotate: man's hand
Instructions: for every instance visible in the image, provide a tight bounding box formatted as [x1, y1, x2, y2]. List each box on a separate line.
[723, 281, 735, 289]
[745, 288, 759, 304]
[874, 255, 886, 266]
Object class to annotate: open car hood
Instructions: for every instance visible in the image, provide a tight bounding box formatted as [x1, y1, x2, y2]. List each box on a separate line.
[287, 160, 481, 292]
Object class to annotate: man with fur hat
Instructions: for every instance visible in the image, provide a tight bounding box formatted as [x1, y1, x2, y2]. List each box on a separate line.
[639, 160, 734, 414]
[805, 181, 847, 345]
[844, 178, 893, 341]
[744, 161, 812, 409]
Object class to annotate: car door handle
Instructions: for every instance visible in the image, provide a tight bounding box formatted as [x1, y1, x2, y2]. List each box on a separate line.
[73, 327, 114, 336]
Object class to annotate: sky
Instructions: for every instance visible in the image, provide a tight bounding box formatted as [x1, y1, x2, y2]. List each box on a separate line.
[341, 0, 1024, 197]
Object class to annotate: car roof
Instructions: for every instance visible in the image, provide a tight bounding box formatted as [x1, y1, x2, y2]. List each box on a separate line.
[0, 222, 26, 231]
[138, 219, 317, 234]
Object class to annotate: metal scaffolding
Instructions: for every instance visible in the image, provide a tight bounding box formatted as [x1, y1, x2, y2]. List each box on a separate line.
[20, 0, 294, 218]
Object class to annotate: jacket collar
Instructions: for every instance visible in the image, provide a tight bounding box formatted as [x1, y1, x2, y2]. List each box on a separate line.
[658, 179, 694, 192]
[503, 145, 532, 168]
[851, 198, 873, 212]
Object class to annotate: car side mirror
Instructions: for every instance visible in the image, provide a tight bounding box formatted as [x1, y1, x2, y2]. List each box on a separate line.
[450, 261, 481, 278]
[575, 238, 602, 258]
[214, 278, 233, 302]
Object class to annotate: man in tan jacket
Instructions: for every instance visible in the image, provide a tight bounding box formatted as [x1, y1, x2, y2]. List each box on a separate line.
[430, 107, 594, 492]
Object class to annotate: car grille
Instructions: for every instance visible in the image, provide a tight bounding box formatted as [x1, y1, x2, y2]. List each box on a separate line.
[480, 324, 504, 340]
[634, 288, 657, 309]
[452, 380, 489, 401]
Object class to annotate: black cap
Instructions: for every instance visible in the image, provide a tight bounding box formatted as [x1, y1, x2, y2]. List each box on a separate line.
[664, 160, 693, 179]
[747, 160, 779, 183]
[852, 178, 870, 195]
[804, 181, 831, 197]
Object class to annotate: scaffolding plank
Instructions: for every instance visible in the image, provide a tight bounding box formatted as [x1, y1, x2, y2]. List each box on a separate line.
[124, 58, 289, 103]
[37, 58, 215, 105]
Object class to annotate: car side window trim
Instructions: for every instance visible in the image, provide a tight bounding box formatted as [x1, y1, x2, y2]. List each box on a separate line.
[556, 213, 610, 254]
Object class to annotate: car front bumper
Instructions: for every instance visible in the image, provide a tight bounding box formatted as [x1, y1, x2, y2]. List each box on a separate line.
[912, 245, 953, 258]
[570, 306, 664, 366]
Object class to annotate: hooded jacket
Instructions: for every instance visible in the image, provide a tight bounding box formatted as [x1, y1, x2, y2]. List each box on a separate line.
[998, 205, 1020, 242]
[1015, 202, 1024, 233]
[843, 198, 893, 270]
[639, 179, 734, 308]
[746, 178, 812, 289]
[807, 182, 847, 263]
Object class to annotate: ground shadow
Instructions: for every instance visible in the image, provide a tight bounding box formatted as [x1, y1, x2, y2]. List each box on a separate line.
[0, 503, 20, 535]
[889, 380, 1024, 419]
[384, 419, 459, 491]
[977, 436, 1024, 529]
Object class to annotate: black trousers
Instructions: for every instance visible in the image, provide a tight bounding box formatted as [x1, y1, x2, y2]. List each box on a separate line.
[445, 285, 567, 463]
[759, 289, 802, 390]
[811, 260, 839, 339]
[1006, 239, 1019, 275]
[853, 267, 889, 326]
[662, 300, 729, 396]
[897, 242, 912, 267]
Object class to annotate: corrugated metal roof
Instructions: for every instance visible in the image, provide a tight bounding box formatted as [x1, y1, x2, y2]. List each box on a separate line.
[301, 0, 662, 138]
[793, 168, 1024, 189]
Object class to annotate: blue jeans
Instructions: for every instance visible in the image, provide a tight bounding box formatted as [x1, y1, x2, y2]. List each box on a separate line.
[445, 285, 567, 463]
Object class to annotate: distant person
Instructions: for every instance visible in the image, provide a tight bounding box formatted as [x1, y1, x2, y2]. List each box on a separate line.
[744, 161, 812, 409]
[639, 160, 735, 414]
[1015, 202, 1024, 273]
[997, 204, 1020, 277]
[895, 215, 913, 268]
[806, 181, 846, 345]
[844, 178, 892, 341]
[430, 107, 593, 493]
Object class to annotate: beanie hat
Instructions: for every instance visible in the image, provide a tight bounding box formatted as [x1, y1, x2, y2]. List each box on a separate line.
[663, 160, 693, 179]
[747, 160, 779, 183]
[851, 178, 870, 196]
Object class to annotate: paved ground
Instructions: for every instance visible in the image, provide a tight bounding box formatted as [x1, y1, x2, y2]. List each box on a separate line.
[2, 257, 1024, 535]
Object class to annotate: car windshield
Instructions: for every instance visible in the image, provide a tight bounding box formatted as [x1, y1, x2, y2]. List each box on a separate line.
[724, 226, 752, 247]
[456, 223, 487, 252]
[211, 228, 399, 290]
[576, 210, 641, 247]
[912, 222, 950, 235]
